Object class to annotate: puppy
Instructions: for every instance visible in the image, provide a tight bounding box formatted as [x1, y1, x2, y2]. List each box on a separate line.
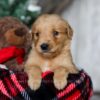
[25, 14, 78, 90]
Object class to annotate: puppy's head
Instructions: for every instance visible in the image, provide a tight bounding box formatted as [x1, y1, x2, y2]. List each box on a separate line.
[32, 14, 73, 58]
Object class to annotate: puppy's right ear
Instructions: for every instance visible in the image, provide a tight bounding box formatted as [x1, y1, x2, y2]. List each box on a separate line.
[31, 24, 35, 41]
[30, 31, 34, 41]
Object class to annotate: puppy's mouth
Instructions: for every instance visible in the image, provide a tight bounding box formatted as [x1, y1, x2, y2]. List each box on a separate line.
[40, 50, 56, 58]
[35, 43, 60, 58]
[38, 43, 55, 54]
[41, 49, 53, 54]
[39, 46, 59, 57]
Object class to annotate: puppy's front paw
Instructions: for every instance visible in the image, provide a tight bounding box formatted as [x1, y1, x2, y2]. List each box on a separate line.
[28, 77, 42, 91]
[53, 76, 67, 90]
[25, 66, 42, 91]
[53, 67, 68, 90]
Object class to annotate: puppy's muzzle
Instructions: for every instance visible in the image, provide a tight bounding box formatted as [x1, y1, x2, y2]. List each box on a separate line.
[40, 43, 49, 52]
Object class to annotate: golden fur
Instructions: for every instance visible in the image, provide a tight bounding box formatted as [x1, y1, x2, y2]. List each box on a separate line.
[25, 14, 78, 90]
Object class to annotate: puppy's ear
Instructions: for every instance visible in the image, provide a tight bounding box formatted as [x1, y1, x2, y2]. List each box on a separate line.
[30, 31, 34, 41]
[66, 24, 73, 39]
[31, 24, 35, 40]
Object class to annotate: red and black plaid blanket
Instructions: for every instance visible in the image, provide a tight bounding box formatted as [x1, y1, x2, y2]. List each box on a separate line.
[0, 46, 93, 100]
[0, 65, 93, 100]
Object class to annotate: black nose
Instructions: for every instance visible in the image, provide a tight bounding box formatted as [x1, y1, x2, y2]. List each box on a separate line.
[40, 43, 49, 51]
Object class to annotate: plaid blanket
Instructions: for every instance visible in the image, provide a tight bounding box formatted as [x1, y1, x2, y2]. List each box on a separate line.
[0, 65, 93, 100]
[0, 46, 93, 100]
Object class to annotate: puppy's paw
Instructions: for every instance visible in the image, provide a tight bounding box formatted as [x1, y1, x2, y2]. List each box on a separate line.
[53, 67, 68, 90]
[28, 77, 42, 91]
[25, 66, 42, 91]
[53, 76, 67, 90]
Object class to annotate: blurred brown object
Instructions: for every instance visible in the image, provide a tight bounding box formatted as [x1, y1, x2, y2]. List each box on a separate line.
[37, 0, 73, 14]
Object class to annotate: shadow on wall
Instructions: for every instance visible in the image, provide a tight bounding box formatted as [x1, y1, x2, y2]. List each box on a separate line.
[37, 0, 73, 14]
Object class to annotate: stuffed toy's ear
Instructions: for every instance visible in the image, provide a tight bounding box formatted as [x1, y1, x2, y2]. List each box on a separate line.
[4, 28, 26, 46]
[14, 27, 27, 36]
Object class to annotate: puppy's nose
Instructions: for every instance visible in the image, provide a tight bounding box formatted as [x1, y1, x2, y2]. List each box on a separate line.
[40, 43, 49, 51]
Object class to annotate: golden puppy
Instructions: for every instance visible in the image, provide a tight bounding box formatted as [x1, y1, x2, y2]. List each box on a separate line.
[25, 14, 78, 90]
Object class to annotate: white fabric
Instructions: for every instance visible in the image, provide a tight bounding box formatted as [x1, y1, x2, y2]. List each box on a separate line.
[62, 0, 100, 91]
[0, 64, 8, 69]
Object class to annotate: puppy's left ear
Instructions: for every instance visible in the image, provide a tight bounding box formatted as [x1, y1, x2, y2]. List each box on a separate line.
[66, 24, 73, 40]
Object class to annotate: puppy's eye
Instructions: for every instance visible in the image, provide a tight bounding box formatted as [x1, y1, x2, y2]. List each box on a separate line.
[35, 32, 39, 37]
[53, 31, 59, 36]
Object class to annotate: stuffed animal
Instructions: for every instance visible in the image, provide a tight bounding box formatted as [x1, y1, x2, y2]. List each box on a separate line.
[0, 16, 32, 71]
